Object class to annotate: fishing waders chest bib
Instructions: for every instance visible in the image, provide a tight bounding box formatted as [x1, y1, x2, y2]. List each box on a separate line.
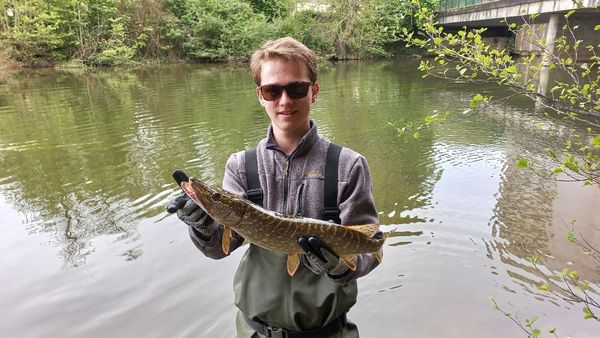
[242, 143, 348, 337]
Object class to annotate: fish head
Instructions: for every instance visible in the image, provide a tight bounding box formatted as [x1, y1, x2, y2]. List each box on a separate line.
[181, 177, 245, 226]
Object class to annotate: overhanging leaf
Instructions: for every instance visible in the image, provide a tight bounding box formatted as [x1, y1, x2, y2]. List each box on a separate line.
[517, 157, 529, 169]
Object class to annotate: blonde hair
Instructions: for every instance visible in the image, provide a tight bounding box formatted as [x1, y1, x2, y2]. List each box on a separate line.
[250, 37, 317, 86]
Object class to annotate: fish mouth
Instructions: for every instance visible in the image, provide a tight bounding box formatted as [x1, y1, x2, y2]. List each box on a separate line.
[181, 177, 218, 207]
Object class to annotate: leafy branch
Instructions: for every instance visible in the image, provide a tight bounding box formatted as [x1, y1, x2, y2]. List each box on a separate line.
[490, 296, 558, 338]
[399, 0, 600, 184]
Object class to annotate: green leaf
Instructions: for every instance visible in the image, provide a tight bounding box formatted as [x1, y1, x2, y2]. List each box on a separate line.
[550, 166, 564, 175]
[564, 156, 580, 172]
[595, 24, 600, 31]
[569, 270, 579, 280]
[583, 307, 593, 319]
[470, 93, 484, 109]
[567, 231, 575, 242]
[531, 328, 541, 338]
[565, 10, 575, 18]
[413, 131, 420, 139]
[525, 316, 539, 326]
[582, 84, 590, 95]
[517, 157, 529, 169]
[527, 255, 540, 264]
[549, 328, 556, 334]
[538, 282, 550, 291]
[592, 135, 600, 149]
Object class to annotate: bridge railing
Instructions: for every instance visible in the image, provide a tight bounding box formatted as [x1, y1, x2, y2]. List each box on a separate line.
[438, 0, 500, 12]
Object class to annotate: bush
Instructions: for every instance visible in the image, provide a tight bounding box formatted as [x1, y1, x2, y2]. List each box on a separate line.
[273, 10, 334, 57]
[180, 0, 271, 61]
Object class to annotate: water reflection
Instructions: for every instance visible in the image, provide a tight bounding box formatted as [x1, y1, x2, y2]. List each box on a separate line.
[0, 65, 265, 268]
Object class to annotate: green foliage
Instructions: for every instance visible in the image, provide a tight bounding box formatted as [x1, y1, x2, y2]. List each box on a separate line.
[0, 0, 438, 65]
[0, 0, 73, 65]
[273, 10, 333, 57]
[0, 0, 185, 66]
[327, 0, 439, 59]
[179, 0, 271, 61]
[517, 157, 529, 169]
[250, 0, 293, 21]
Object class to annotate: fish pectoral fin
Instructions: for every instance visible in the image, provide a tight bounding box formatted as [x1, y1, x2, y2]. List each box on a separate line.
[341, 255, 358, 271]
[374, 248, 383, 264]
[287, 254, 300, 276]
[346, 223, 380, 237]
[222, 226, 232, 255]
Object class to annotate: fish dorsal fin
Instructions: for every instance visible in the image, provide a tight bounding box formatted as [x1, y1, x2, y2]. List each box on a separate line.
[287, 254, 300, 276]
[346, 224, 379, 237]
[341, 255, 358, 271]
[222, 226, 232, 255]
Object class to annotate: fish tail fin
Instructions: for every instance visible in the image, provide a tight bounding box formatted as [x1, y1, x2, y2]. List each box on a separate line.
[384, 228, 397, 239]
[287, 254, 300, 276]
[222, 226, 232, 255]
[341, 255, 358, 271]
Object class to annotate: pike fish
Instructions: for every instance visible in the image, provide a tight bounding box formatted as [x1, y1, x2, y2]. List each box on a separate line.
[173, 170, 385, 276]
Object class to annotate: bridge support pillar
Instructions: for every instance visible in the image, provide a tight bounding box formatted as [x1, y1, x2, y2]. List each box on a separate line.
[538, 14, 559, 97]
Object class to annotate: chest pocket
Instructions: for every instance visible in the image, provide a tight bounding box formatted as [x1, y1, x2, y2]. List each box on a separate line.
[244, 143, 343, 224]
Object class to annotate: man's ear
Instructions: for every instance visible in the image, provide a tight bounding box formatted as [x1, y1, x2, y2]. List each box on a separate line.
[311, 82, 319, 103]
[256, 87, 265, 107]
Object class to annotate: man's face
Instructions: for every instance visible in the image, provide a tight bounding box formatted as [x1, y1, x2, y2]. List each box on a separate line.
[257, 58, 319, 137]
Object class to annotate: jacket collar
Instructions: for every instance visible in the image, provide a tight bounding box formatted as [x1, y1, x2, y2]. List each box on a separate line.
[265, 119, 319, 158]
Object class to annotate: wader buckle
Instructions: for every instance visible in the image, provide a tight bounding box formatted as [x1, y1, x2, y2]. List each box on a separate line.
[267, 327, 288, 338]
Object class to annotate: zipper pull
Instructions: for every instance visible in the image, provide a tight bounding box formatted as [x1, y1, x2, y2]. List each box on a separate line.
[284, 155, 291, 173]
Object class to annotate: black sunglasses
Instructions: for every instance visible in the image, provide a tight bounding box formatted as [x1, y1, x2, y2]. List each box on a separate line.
[258, 81, 312, 101]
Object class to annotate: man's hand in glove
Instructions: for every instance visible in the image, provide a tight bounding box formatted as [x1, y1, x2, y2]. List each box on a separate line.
[166, 192, 218, 238]
[298, 236, 350, 278]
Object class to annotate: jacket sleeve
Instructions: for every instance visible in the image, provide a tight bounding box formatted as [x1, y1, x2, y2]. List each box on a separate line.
[331, 155, 381, 284]
[188, 152, 247, 259]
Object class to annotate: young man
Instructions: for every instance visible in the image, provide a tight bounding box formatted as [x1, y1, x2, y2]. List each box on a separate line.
[167, 37, 380, 338]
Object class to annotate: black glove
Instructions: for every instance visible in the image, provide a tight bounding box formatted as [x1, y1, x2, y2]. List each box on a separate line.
[166, 192, 218, 237]
[298, 236, 349, 278]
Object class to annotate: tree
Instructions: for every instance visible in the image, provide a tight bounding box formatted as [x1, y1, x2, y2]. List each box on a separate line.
[326, 0, 438, 59]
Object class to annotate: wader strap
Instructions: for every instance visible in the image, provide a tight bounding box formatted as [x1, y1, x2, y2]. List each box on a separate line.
[243, 313, 347, 338]
[323, 143, 342, 224]
[245, 148, 263, 206]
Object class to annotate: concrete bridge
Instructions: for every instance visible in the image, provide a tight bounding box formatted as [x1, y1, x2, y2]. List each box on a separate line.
[437, 0, 600, 59]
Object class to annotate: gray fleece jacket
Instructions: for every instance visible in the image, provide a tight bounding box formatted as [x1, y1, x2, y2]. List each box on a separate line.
[189, 120, 380, 332]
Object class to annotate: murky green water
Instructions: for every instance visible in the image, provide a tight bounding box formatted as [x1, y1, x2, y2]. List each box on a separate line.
[1, 59, 598, 337]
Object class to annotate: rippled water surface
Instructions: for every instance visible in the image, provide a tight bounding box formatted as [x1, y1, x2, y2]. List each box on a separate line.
[1, 60, 599, 337]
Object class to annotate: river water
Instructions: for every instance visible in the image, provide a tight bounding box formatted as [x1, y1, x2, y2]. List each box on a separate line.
[0, 59, 598, 337]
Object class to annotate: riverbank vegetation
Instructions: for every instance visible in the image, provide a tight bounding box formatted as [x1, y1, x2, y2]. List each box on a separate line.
[0, 0, 438, 67]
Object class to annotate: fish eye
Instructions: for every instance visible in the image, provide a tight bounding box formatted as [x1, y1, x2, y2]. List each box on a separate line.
[211, 193, 220, 201]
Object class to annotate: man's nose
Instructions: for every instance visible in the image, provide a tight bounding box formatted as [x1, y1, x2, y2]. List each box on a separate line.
[279, 89, 293, 105]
